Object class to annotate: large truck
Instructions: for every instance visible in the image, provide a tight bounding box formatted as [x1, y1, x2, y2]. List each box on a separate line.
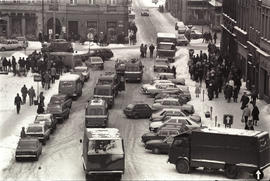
[93, 84, 115, 109]
[168, 127, 270, 179]
[156, 33, 177, 63]
[81, 128, 125, 180]
[124, 58, 143, 82]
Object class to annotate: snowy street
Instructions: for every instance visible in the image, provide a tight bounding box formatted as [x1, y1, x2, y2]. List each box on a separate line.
[0, 0, 269, 180]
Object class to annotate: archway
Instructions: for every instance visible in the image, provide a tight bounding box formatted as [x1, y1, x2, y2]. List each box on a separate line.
[47, 17, 61, 36]
[0, 19, 8, 37]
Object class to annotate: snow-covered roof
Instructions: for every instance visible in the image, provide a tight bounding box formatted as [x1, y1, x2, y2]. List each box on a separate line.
[36, 114, 52, 119]
[60, 74, 80, 81]
[157, 33, 176, 39]
[74, 66, 88, 70]
[89, 98, 105, 106]
[209, 0, 222, 7]
[86, 128, 121, 140]
[199, 127, 266, 137]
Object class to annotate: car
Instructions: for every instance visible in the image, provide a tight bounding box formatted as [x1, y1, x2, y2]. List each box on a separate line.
[154, 72, 186, 85]
[73, 66, 90, 82]
[141, 79, 173, 91]
[47, 94, 72, 122]
[176, 34, 189, 46]
[34, 113, 57, 133]
[185, 28, 203, 39]
[142, 83, 180, 97]
[151, 98, 195, 114]
[145, 136, 174, 154]
[87, 56, 104, 70]
[141, 8, 149, 16]
[123, 103, 152, 119]
[141, 126, 181, 144]
[86, 48, 114, 61]
[25, 123, 51, 145]
[16, 36, 28, 49]
[150, 108, 187, 122]
[149, 116, 201, 132]
[154, 89, 191, 104]
[41, 41, 73, 53]
[15, 137, 42, 161]
[0, 39, 23, 51]
[71, 69, 85, 85]
[153, 58, 170, 72]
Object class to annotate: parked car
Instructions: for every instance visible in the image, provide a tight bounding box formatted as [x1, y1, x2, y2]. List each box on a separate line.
[0, 39, 23, 51]
[143, 83, 180, 97]
[87, 56, 104, 70]
[72, 66, 91, 82]
[141, 8, 150, 16]
[86, 48, 113, 61]
[176, 34, 189, 46]
[123, 103, 152, 119]
[141, 126, 181, 144]
[185, 28, 203, 39]
[47, 94, 72, 122]
[153, 58, 170, 72]
[145, 136, 174, 154]
[34, 113, 57, 133]
[150, 108, 187, 122]
[155, 72, 186, 85]
[71, 69, 85, 85]
[25, 123, 51, 145]
[15, 137, 42, 161]
[149, 116, 201, 132]
[16, 36, 28, 48]
[154, 89, 191, 104]
[141, 80, 173, 91]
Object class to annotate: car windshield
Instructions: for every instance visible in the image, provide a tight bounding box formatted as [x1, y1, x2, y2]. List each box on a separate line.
[127, 104, 134, 109]
[88, 139, 123, 155]
[98, 79, 113, 84]
[18, 140, 37, 149]
[50, 96, 64, 104]
[35, 118, 48, 123]
[158, 44, 175, 50]
[74, 68, 85, 72]
[27, 126, 43, 133]
[91, 58, 101, 63]
[94, 88, 111, 96]
[86, 108, 105, 115]
[60, 81, 74, 88]
[126, 65, 140, 71]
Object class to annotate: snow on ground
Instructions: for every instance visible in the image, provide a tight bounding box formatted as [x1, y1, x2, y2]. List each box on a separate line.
[27, 41, 42, 50]
[141, 0, 166, 7]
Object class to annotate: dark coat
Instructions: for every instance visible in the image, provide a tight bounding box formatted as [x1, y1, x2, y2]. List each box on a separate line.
[14, 95, 22, 105]
[252, 106, 260, 120]
[37, 104, 45, 114]
[240, 95, 250, 105]
[21, 86, 28, 96]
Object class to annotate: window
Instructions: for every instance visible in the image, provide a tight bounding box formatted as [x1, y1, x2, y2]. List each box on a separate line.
[70, 0, 77, 5]
[89, 0, 96, 4]
[159, 131, 168, 136]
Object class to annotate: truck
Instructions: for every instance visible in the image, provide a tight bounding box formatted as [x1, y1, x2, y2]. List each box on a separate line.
[168, 127, 270, 179]
[97, 72, 125, 97]
[124, 58, 143, 82]
[93, 84, 115, 109]
[81, 128, 125, 180]
[156, 33, 177, 63]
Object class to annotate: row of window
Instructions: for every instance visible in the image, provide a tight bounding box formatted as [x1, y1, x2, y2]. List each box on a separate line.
[0, 0, 118, 5]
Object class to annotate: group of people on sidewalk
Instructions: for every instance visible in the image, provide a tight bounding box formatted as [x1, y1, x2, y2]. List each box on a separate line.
[14, 84, 45, 115]
[140, 44, 155, 58]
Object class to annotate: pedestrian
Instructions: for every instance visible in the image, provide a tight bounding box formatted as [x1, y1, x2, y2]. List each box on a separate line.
[7, 59, 11, 72]
[195, 83, 201, 98]
[39, 92, 45, 107]
[12, 56, 17, 76]
[172, 65, 176, 78]
[242, 105, 251, 129]
[14, 93, 22, 114]
[149, 44, 155, 58]
[44, 71, 51, 90]
[37, 103, 45, 114]
[213, 32, 217, 44]
[144, 44, 148, 57]
[233, 86, 238, 102]
[50, 66, 57, 84]
[245, 119, 254, 130]
[208, 81, 214, 100]
[140, 44, 144, 57]
[240, 92, 250, 109]
[226, 84, 233, 103]
[251, 103, 260, 126]
[28, 86, 36, 106]
[251, 90, 258, 105]
[20, 127, 26, 138]
[21, 85, 28, 104]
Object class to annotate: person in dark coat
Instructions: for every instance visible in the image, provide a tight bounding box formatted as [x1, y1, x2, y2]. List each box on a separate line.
[43, 71, 51, 90]
[144, 44, 148, 57]
[20, 127, 26, 138]
[140, 44, 144, 58]
[251, 90, 258, 105]
[37, 103, 45, 114]
[172, 65, 176, 78]
[14, 93, 22, 114]
[240, 92, 250, 109]
[39, 92, 45, 107]
[233, 86, 239, 102]
[213, 32, 217, 44]
[149, 44, 155, 58]
[207, 81, 214, 100]
[226, 84, 233, 103]
[252, 103, 260, 126]
[28, 86, 36, 106]
[21, 85, 28, 104]
[12, 56, 17, 76]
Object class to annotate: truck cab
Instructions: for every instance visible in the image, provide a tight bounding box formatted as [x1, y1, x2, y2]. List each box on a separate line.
[81, 128, 125, 180]
[156, 33, 177, 63]
[93, 84, 115, 109]
[85, 98, 109, 128]
[124, 58, 143, 82]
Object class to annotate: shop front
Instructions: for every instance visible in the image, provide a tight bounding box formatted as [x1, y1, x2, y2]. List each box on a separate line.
[259, 52, 270, 102]
[237, 43, 248, 81]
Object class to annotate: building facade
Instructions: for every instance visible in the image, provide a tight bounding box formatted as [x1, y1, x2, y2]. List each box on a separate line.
[0, 0, 129, 42]
[233, 0, 270, 102]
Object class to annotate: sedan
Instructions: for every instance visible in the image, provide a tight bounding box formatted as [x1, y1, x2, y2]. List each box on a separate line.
[123, 103, 152, 119]
[15, 137, 42, 161]
[141, 8, 150, 16]
[34, 113, 57, 133]
[145, 136, 174, 154]
[86, 48, 114, 61]
[150, 108, 187, 122]
[87, 56, 104, 70]
[176, 34, 189, 46]
[73, 66, 90, 81]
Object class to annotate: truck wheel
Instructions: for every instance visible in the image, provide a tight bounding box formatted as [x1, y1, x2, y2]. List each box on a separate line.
[225, 164, 238, 179]
[85, 174, 93, 181]
[176, 159, 190, 174]
[152, 148, 160, 154]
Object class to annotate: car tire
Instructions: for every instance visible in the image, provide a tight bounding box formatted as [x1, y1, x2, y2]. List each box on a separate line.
[42, 141, 46, 145]
[1, 47, 6, 51]
[134, 114, 139, 119]
[152, 148, 160, 154]
[224, 164, 238, 179]
[176, 159, 190, 174]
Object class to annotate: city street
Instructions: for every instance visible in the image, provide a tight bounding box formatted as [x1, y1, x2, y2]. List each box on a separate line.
[0, 0, 269, 180]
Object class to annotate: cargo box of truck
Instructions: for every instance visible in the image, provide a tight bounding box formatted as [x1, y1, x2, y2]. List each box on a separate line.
[168, 127, 270, 179]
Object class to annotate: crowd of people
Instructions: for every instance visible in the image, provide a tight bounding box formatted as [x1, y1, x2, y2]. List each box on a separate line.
[140, 43, 155, 58]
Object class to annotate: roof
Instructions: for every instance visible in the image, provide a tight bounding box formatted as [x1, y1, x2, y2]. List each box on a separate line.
[74, 66, 88, 70]
[36, 114, 52, 119]
[88, 98, 106, 106]
[208, 0, 222, 7]
[86, 128, 121, 140]
[161, 97, 179, 101]
[19, 137, 39, 142]
[157, 32, 176, 39]
[161, 108, 182, 112]
[197, 127, 267, 137]
[60, 74, 80, 81]
[28, 123, 45, 127]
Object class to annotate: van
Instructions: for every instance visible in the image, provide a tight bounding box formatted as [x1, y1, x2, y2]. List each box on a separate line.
[59, 74, 82, 99]
[175, 21, 187, 34]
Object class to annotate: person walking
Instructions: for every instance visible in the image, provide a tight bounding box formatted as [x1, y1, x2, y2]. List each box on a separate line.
[39, 92, 45, 107]
[12, 56, 17, 76]
[195, 83, 201, 98]
[44, 71, 51, 90]
[251, 103, 260, 126]
[140, 44, 144, 58]
[251, 90, 258, 105]
[242, 105, 251, 129]
[240, 92, 250, 109]
[37, 103, 45, 114]
[21, 85, 28, 104]
[144, 44, 148, 58]
[213, 32, 217, 44]
[20, 127, 26, 138]
[149, 44, 155, 58]
[172, 65, 176, 78]
[50, 66, 57, 84]
[233, 86, 238, 102]
[14, 93, 22, 114]
[28, 86, 36, 106]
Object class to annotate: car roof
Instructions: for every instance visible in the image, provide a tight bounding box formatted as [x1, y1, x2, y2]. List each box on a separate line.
[19, 137, 39, 142]
[161, 97, 179, 101]
[86, 128, 121, 140]
[161, 108, 182, 112]
[88, 98, 106, 106]
[157, 32, 176, 39]
[28, 123, 45, 127]
[74, 66, 88, 69]
[36, 114, 52, 119]
[90, 56, 103, 60]
[60, 74, 80, 81]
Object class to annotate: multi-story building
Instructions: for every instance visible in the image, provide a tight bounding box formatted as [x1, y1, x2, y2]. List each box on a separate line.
[233, 0, 270, 102]
[0, 0, 129, 42]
